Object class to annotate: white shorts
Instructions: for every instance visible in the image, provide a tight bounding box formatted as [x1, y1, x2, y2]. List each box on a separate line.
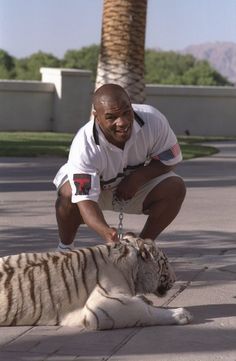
[98, 171, 181, 215]
[54, 167, 181, 215]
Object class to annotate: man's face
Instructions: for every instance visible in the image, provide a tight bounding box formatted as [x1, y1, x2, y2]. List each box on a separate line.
[93, 95, 134, 148]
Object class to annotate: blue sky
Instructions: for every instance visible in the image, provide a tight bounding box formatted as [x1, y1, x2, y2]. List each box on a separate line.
[1, 0, 236, 58]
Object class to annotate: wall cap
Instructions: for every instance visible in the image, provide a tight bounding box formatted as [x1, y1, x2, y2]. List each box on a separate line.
[146, 84, 236, 97]
[0, 80, 54, 92]
[40, 67, 92, 77]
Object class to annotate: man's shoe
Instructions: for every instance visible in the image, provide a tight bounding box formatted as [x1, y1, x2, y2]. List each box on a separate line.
[56, 242, 75, 252]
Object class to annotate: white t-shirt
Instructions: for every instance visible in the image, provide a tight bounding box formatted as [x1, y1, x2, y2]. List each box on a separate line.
[53, 104, 182, 204]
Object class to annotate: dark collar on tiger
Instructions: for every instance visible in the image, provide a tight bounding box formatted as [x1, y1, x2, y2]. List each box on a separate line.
[93, 110, 144, 146]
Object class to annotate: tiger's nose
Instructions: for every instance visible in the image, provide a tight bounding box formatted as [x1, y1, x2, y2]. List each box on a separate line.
[156, 285, 168, 297]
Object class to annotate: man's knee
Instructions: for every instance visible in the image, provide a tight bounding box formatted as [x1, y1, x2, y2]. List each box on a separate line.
[58, 181, 72, 198]
[171, 177, 186, 203]
[55, 181, 84, 226]
[56, 181, 73, 210]
[143, 176, 186, 211]
[162, 176, 186, 205]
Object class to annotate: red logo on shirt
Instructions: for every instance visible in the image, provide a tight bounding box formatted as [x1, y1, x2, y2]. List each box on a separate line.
[73, 174, 91, 195]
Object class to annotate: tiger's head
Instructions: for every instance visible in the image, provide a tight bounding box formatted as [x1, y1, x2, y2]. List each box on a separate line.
[121, 233, 176, 297]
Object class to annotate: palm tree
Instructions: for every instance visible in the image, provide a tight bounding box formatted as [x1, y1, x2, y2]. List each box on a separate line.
[95, 0, 148, 103]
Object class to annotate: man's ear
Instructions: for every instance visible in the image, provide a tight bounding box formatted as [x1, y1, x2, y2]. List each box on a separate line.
[93, 110, 97, 119]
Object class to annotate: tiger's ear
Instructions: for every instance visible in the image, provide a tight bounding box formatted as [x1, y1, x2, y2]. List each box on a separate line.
[136, 239, 152, 261]
[122, 232, 137, 244]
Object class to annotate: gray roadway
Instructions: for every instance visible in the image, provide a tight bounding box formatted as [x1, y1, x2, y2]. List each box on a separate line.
[0, 142, 236, 360]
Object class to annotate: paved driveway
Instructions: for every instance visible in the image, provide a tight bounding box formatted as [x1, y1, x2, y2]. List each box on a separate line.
[0, 142, 236, 361]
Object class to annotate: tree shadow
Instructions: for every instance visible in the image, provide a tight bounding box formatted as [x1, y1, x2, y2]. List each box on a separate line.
[0, 225, 103, 256]
[1, 307, 236, 358]
[187, 303, 236, 324]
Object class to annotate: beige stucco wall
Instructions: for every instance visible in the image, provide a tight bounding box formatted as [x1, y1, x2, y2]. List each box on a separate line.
[40, 68, 94, 132]
[145, 85, 236, 136]
[0, 81, 54, 131]
[0, 69, 235, 136]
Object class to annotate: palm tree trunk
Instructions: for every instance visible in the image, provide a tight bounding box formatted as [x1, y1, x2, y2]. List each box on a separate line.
[95, 0, 147, 103]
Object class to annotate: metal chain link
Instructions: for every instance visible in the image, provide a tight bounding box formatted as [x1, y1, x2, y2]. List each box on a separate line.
[112, 193, 126, 240]
[118, 209, 124, 240]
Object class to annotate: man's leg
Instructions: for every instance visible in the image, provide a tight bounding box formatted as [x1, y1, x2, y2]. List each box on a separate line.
[139, 177, 186, 240]
[55, 181, 84, 247]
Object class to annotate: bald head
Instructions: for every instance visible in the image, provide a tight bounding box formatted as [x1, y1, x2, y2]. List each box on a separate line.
[93, 84, 131, 111]
[92, 83, 134, 149]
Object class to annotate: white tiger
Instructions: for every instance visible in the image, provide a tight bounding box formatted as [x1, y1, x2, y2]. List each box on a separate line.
[0, 233, 192, 329]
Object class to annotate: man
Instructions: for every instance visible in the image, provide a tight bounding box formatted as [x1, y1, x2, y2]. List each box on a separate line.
[54, 83, 186, 251]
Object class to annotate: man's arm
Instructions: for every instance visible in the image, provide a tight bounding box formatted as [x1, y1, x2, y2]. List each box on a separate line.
[116, 160, 174, 201]
[77, 200, 119, 243]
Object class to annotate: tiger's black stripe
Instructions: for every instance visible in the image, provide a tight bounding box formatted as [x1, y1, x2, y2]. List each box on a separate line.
[103, 294, 126, 305]
[55, 300, 60, 326]
[74, 250, 81, 275]
[43, 260, 56, 311]
[52, 254, 60, 266]
[63, 255, 73, 276]
[117, 245, 130, 262]
[67, 253, 79, 296]
[16, 254, 22, 268]
[64, 253, 79, 295]
[97, 289, 126, 305]
[79, 249, 89, 296]
[33, 290, 43, 325]
[85, 304, 99, 329]
[87, 247, 107, 294]
[96, 247, 107, 264]
[106, 245, 112, 258]
[61, 259, 72, 303]
[25, 253, 30, 265]
[28, 268, 37, 316]
[10, 308, 18, 326]
[83, 314, 89, 328]
[97, 307, 115, 329]
[18, 274, 24, 320]
[3, 261, 14, 322]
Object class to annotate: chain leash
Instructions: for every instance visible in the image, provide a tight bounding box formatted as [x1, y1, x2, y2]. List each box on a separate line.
[112, 193, 126, 240]
[118, 209, 124, 240]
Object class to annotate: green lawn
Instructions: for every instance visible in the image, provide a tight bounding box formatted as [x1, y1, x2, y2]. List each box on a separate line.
[0, 132, 74, 157]
[0, 132, 229, 159]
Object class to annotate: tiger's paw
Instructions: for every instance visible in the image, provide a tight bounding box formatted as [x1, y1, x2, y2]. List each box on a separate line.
[173, 307, 193, 325]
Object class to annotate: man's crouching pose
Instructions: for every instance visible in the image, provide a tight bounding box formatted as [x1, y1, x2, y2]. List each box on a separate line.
[53, 83, 186, 251]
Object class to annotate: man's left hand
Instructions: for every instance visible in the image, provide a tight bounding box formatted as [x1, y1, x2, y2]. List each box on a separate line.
[115, 160, 174, 201]
[115, 174, 140, 201]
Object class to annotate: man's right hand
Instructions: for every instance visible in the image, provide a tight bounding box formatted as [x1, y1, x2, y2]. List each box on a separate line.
[78, 200, 120, 244]
[104, 227, 119, 244]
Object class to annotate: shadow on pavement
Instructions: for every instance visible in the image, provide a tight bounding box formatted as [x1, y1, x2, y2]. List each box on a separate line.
[1, 321, 236, 357]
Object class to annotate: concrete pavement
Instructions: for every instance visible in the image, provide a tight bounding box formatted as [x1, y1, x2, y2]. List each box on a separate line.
[0, 142, 236, 361]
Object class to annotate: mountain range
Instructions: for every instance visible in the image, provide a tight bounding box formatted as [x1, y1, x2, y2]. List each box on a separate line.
[180, 41, 236, 85]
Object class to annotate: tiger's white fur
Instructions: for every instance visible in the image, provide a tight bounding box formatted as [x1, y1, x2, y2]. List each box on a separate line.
[0, 234, 192, 329]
